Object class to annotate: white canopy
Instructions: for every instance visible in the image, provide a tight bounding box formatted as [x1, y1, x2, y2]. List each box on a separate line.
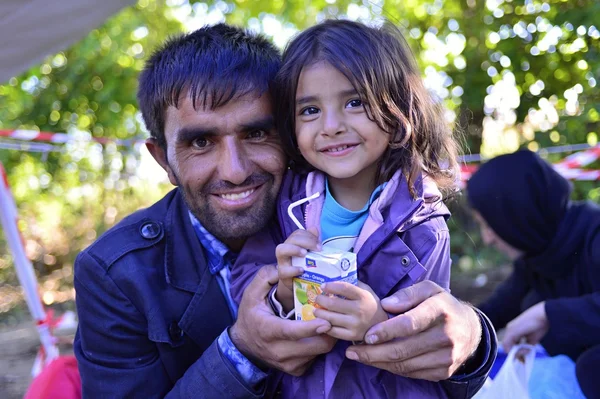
[0, 0, 135, 83]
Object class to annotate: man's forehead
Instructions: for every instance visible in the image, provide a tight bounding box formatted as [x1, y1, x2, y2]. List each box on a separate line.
[164, 91, 274, 137]
[173, 86, 270, 110]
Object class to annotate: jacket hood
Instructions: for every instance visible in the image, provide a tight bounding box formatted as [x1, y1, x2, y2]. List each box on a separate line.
[467, 150, 572, 255]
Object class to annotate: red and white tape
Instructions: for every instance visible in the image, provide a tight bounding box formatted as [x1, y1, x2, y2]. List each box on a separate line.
[0, 129, 145, 146]
[460, 145, 600, 184]
[554, 145, 600, 169]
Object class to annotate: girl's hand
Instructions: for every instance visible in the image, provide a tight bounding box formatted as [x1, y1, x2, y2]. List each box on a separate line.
[275, 227, 321, 311]
[313, 281, 388, 342]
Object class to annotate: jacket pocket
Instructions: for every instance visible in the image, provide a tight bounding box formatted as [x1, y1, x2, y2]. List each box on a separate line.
[358, 235, 426, 299]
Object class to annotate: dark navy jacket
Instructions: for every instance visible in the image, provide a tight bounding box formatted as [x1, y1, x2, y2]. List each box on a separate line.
[74, 189, 262, 398]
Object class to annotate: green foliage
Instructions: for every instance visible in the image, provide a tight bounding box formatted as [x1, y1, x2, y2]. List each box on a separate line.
[0, 0, 599, 312]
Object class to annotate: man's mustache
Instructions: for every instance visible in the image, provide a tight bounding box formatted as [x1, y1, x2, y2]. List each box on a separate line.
[203, 173, 273, 193]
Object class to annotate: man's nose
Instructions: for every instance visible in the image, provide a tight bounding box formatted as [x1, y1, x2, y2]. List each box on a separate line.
[220, 138, 252, 185]
[321, 109, 346, 137]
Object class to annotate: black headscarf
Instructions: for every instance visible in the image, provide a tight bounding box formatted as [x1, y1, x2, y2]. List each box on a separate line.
[467, 150, 572, 255]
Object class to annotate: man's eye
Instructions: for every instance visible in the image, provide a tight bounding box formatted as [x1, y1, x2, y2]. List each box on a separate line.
[247, 130, 267, 140]
[300, 106, 320, 116]
[347, 99, 363, 108]
[192, 138, 210, 148]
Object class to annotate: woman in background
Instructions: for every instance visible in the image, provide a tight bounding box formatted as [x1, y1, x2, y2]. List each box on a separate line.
[467, 150, 600, 398]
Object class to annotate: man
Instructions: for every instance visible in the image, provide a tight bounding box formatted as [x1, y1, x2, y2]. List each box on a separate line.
[74, 24, 496, 398]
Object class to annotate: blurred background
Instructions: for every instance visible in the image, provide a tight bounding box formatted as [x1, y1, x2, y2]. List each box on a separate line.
[0, 0, 598, 395]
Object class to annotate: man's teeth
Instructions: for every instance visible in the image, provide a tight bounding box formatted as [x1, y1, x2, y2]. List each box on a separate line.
[327, 145, 349, 152]
[220, 189, 254, 201]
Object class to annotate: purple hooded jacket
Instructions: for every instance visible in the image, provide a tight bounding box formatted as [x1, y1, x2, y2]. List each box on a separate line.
[231, 169, 452, 398]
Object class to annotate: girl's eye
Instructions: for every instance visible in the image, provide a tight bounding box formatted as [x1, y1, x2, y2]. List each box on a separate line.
[347, 99, 363, 108]
[300, 106, 320, 116]
[192, 137, 210, 149]
[247, 130, 267, 140]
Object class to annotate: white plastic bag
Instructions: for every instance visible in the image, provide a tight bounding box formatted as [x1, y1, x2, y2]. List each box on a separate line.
[474, 344, 536, 399]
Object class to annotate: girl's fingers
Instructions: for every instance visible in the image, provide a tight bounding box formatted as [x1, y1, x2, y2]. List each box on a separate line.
[276, 243, 308, 264]
[315, 293, 356, 314]
[322, 282, 365, 301]
[287, 229, 321, 251]
[313, 308, 354, 328]
[278, 265, 304, 280]
[324, 326, 359, 341]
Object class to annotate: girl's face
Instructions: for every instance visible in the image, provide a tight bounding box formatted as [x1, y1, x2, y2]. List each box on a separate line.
[294, 61, 389, 189]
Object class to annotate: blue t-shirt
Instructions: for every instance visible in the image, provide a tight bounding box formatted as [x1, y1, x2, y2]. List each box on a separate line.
[321, 179, 386, 244]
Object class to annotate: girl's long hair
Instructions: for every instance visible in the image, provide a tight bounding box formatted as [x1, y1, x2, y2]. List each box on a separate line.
[274, 19, 459, 197]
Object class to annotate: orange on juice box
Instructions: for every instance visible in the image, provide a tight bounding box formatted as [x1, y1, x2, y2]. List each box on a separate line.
[291, 247, 357, 321]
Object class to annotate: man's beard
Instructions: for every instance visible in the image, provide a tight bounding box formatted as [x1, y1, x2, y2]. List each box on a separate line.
[178, 174, 277, 242]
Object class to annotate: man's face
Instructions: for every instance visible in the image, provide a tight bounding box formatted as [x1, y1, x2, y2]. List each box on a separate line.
[150, 91, 286, 250]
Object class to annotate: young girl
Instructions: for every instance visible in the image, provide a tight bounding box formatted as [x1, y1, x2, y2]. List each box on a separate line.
[231, 19, 459, 398]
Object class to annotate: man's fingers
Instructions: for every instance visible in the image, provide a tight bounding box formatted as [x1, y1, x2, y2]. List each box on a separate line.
[242, 265, 278, 304]
[350, 348, 456, 381]
[380, 280, 444, 314]
[269, 317, 331, 341]
[364, 295, 442, 344]
[346, 325, 450, 364]
[277, 335, 337, 359]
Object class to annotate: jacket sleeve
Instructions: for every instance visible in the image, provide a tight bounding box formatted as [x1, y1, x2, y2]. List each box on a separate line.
[403, 217, 498, 398]
[74, 251, 263, 399]
[543, 293, 600, 357]
[230, 222, 281, 306]
[442, 308, 498, 399]
[477, 263, 530, 330]
[542, 227, 600, 356]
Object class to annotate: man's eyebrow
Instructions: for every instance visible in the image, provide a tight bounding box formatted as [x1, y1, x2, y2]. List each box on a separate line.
[175, 127, 215, 143]
[296, 89, 359, 106]
[240, 116, 275, 132]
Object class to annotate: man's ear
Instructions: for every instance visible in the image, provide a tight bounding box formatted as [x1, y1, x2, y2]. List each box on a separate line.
[145, 138, 178, 186]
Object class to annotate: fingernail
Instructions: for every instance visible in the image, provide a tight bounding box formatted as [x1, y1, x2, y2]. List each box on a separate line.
[366, 334, 379, 344]
[346, 351, 358, 361]
[321, 283, 327, 290]
[301, 249, 307, 255]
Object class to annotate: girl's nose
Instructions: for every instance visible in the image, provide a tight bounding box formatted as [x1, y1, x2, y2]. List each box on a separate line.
[321, 110, 346, 137]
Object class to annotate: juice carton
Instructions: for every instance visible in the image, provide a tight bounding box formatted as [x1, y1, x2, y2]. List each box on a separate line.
[292, 247, 357, 321]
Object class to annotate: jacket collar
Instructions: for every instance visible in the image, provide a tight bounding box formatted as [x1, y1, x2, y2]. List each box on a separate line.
[164, 190, 210, 293]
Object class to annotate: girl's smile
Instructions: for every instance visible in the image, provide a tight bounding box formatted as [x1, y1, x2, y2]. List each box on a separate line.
[294, 61, 389, 207]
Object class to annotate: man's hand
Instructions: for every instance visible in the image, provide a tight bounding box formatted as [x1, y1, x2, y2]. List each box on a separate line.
[502, 301, 548, 352]
[230, 265, 336, 376]
[345, 281, 482, 381]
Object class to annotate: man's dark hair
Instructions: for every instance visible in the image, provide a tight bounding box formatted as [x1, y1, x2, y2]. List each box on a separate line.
[137, 24, 281, 148]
